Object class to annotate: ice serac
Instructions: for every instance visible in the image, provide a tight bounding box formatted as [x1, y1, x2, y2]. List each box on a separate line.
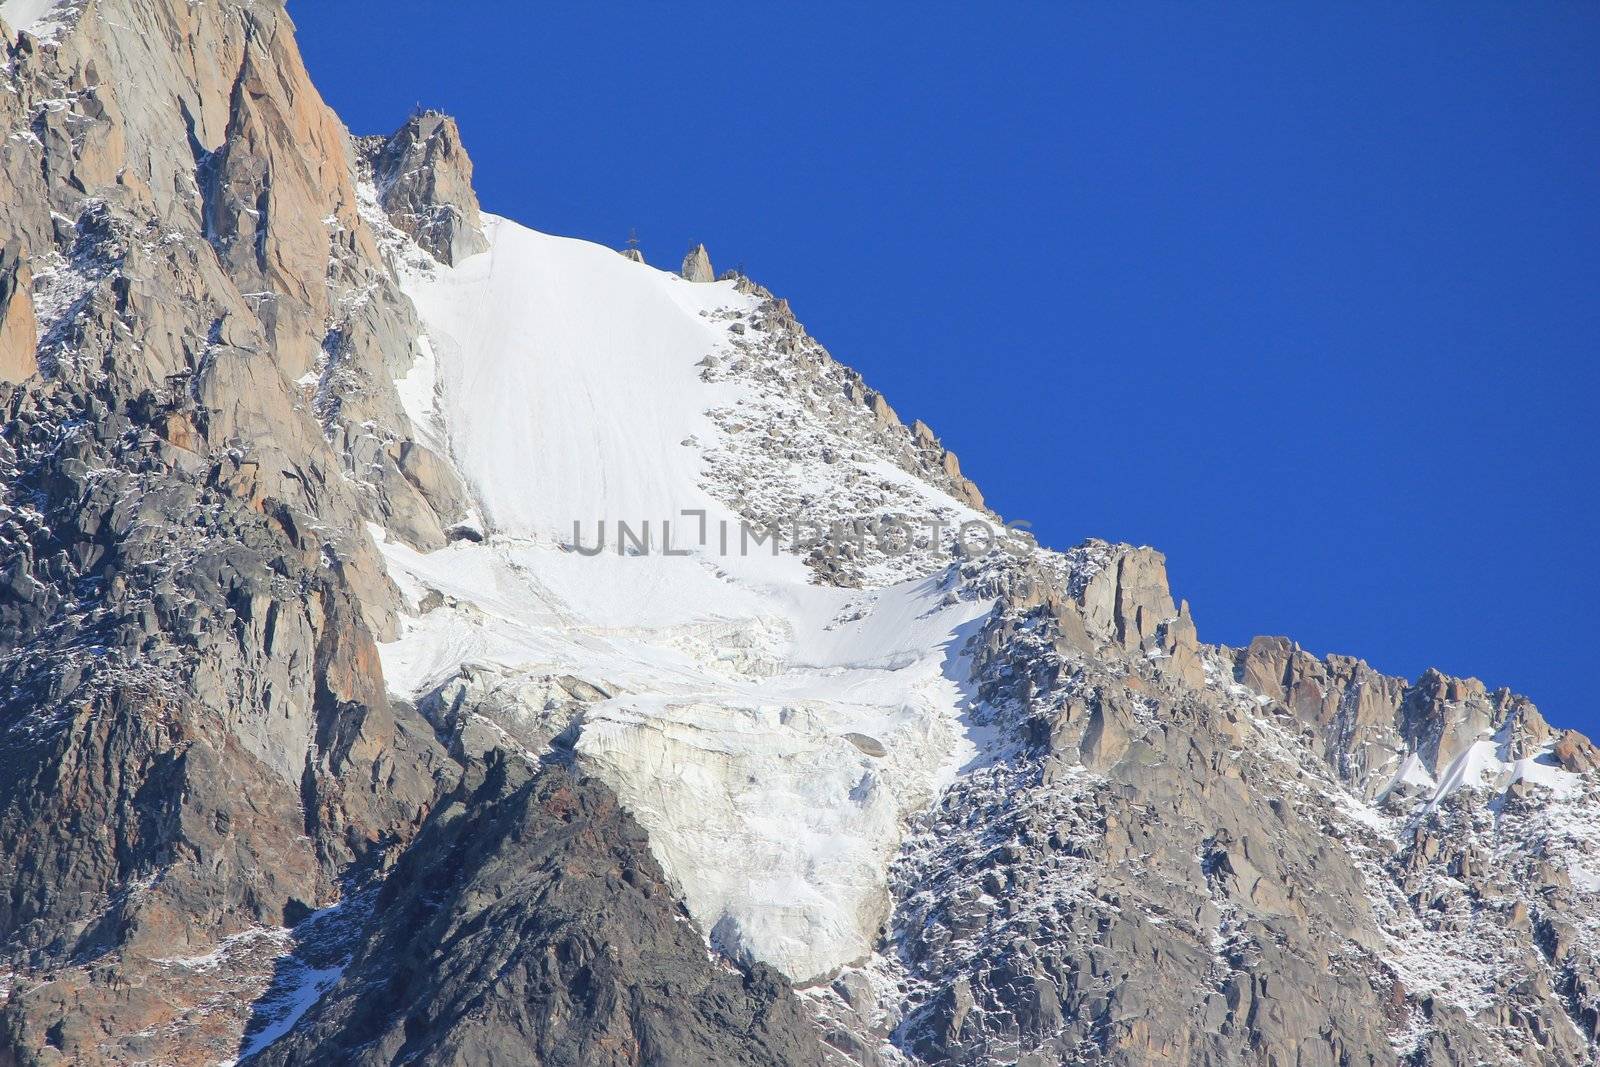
[381, 208, 1010, 982]
[379, 180, 1600, 1063]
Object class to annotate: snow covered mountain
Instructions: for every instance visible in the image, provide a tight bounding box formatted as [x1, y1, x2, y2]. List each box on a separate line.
[0, 2, 1596, 1065]
[372, 210, 1012, 985]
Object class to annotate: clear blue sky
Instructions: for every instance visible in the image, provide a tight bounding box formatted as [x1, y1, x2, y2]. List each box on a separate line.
[294, 3, 1599, 734]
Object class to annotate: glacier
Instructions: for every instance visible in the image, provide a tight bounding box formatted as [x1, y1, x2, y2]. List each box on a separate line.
[372, 215, 997, 982]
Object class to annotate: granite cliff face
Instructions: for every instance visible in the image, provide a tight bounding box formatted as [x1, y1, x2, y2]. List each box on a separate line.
[0, 2, 817, 1063]
[0, 3, 1594, 1066]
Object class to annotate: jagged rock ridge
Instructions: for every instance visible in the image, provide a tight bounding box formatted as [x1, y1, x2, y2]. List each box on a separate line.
[0, 3, 1594, 1067]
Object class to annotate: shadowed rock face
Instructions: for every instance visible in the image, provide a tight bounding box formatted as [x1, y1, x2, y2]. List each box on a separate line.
[0, 2, 1595, 1066]
[252, 754, 828, 1067]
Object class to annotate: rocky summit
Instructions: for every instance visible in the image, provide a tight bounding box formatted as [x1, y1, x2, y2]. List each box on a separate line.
[0, 3, 1595, 1066]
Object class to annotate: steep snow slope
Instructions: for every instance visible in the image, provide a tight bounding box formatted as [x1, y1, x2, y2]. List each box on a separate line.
[404, 218, 761, 544]
[375, 215, 998, 982]
[0, 0, 71, 37]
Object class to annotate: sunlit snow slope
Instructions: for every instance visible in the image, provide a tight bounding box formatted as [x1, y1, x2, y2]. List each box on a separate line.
[376, 216, 995, 982]
[0, 0, 72, 37]
[407, 219, 755, 542]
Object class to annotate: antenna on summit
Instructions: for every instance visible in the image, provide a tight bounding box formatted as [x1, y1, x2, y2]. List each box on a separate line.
[619, 228, 646, 264]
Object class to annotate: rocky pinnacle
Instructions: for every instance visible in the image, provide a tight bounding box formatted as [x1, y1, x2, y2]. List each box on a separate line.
[682, 241, 715, 282]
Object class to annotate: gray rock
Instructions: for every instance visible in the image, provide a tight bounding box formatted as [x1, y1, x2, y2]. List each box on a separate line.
[681, 242, 715, 282]
[362, 110, 488, 265]
[845, 731, 889, 757]
[252, 754, 829, 1067]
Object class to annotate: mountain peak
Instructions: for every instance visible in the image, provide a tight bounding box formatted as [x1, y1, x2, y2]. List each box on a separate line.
[360, 109, 487, 265]
[0, 3, 1594, 1065]
[680, 240, 714, 281]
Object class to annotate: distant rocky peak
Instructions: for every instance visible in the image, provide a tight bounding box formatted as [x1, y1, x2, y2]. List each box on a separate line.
[360, 109, 487, 265]
[1229, 630, 1590, 809]
[681, 241, 714, 281]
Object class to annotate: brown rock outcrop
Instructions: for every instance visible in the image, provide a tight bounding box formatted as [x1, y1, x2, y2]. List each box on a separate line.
[0, 241, 36, 382]
[682, 241, 715, 281]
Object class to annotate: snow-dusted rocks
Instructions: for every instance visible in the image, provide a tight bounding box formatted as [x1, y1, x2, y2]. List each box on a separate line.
[0, 0, 73, 39]
[0, 2, 815, 1061]
[370, 182, 1600, 1060]
[361, 110, 489, 265]
[349, 128, 1600, 1064]
[1, 0, 1597, 1063]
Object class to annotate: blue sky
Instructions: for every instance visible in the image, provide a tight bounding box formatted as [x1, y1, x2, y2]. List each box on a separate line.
[294, 3, 1599, 734]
